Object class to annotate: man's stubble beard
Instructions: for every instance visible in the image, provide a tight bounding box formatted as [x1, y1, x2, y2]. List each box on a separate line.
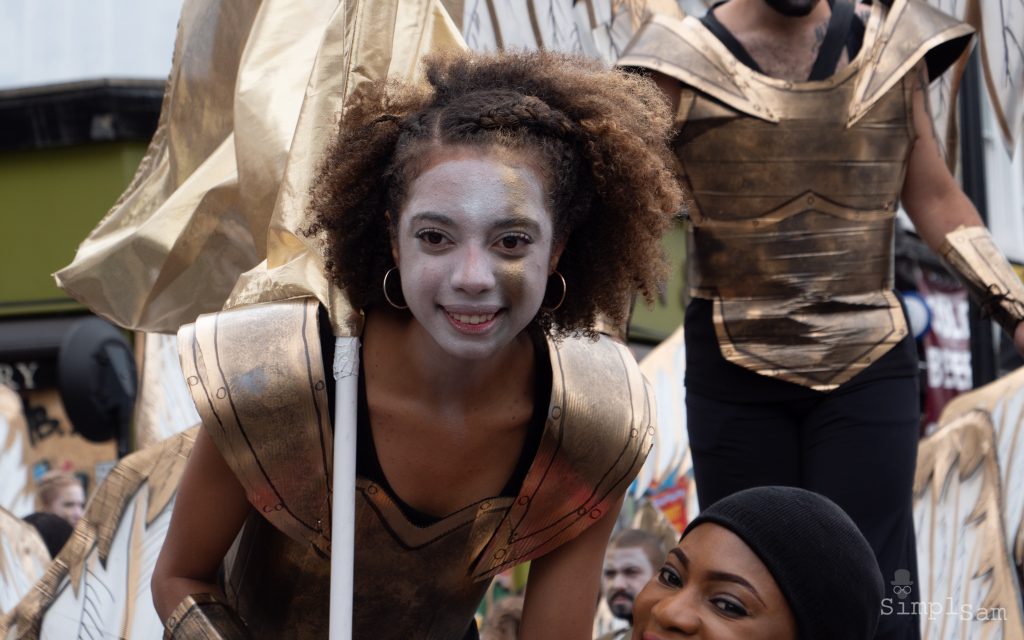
[608, 592, 635, 623]
[764, 0, 820, 17]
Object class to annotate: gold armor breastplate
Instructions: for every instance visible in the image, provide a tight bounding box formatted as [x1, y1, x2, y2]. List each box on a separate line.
[619, 1, 972, 390]
[178, 298, 654, 638]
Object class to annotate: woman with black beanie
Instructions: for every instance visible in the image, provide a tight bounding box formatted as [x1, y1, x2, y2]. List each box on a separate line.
[632, 486, 885, 639]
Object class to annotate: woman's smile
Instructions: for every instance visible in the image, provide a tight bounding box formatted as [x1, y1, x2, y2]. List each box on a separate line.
[443, 307, 501, 333]
[393, 146, 558, 361]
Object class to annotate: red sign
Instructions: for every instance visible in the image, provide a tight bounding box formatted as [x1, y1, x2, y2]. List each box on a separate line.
[916, 269, 971, 434]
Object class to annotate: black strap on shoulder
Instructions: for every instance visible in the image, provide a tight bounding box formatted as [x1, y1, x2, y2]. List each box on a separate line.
[809, 0, 857, 80]
[700, 6, 764, 74]
[848, 8, 865, 59]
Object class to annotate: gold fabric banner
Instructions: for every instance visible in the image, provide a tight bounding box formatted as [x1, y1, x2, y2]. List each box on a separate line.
[54, 0, 466, 336]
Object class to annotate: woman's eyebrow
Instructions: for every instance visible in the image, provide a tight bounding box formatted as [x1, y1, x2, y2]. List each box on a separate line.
[407, 211, 454, 226]
[669, 548, 689, 568]
[492, 215, 541, 233]
[672, 547, 766, 607]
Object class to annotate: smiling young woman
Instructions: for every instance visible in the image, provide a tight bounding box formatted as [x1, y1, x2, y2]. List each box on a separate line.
[152, 50, 683, 640]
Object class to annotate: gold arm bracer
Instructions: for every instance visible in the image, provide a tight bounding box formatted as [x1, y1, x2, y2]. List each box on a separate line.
[940, 226, 1024, 336]
[163, 593, 250, 640]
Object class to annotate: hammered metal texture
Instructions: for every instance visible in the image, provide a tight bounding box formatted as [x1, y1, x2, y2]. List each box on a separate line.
[164, 593, 249, 640]
[619, 2, 972, 390]
[178, 298, 654, 639]
[179, 298, 334, 557]
[223, 514, 330, 639]
[940, 226, 1024, 336]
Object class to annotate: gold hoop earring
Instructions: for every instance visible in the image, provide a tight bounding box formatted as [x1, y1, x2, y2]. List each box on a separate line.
[541, 271, 567, 312]
[382, 267, 408, 310]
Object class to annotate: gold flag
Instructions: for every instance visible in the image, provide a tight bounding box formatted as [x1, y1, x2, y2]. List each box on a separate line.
[54, 0, 465, 335]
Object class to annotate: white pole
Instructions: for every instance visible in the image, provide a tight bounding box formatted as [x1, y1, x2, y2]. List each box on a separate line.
[329, 336, 360, 640]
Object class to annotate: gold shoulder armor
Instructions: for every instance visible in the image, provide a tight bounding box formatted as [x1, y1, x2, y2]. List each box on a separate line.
[618, 14, 776, 123]
[470, 333, 655, 580]
[849, 0, 973, 123]
[178, 297, 334, 556]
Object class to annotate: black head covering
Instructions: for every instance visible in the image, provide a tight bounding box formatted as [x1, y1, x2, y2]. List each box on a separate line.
[24, 511, 74, 558]
[683, 486, 884, 640]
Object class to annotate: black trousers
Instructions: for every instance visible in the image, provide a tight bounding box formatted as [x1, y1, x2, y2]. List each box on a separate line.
[687, 364, 922, 640]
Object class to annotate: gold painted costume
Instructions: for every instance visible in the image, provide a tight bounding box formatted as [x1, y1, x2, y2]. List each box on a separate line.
[940, 225, 1024, 337]
[619, 0, 973, 390]
[176, 298, 654, 639]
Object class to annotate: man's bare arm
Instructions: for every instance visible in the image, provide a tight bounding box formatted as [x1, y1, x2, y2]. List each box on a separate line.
[901, 62, 1024, 354]
[901, 62, 983, 248]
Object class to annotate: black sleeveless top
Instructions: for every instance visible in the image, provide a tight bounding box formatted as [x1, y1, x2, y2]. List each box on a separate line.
[353, 330, 550, 527]
[700, 0, 866, 81]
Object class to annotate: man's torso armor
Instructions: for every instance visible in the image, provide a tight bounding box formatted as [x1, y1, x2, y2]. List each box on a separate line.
[619, 0, 972, 390]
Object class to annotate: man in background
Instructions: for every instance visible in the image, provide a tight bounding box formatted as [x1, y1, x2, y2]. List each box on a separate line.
[598, 529, 668, 639]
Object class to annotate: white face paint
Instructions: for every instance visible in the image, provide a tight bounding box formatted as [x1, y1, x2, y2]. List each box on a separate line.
[393, 147, 557, 362]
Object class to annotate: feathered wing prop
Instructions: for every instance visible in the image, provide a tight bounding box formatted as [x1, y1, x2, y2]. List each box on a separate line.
[0, 388, 32, 518]
[133, 333, 201, 449]
[940, 366, 1024, 573]
[0, 510, 48, 620]
[448, 0, 686, 61]
[977, 0, 1024, 153]
[925, 0, 1024, 157]
[0, 428, 197, 640]
[913, 368, 1024, 640]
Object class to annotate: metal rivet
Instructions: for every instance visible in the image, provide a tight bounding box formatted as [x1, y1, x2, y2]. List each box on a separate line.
[187, 376, 199, 386]
[216, 387, 227, 399]
[551, 406, 562, 419]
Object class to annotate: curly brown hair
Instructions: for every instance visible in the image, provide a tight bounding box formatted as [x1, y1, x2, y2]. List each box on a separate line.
[309, 50, 683, 335]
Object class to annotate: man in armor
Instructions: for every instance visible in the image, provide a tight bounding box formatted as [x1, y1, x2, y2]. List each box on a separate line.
[619, 1, 1024, 638]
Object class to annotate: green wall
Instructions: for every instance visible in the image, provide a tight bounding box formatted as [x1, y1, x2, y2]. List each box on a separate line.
[0, 143, 147, 316]
[629, 221, 687, 343]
